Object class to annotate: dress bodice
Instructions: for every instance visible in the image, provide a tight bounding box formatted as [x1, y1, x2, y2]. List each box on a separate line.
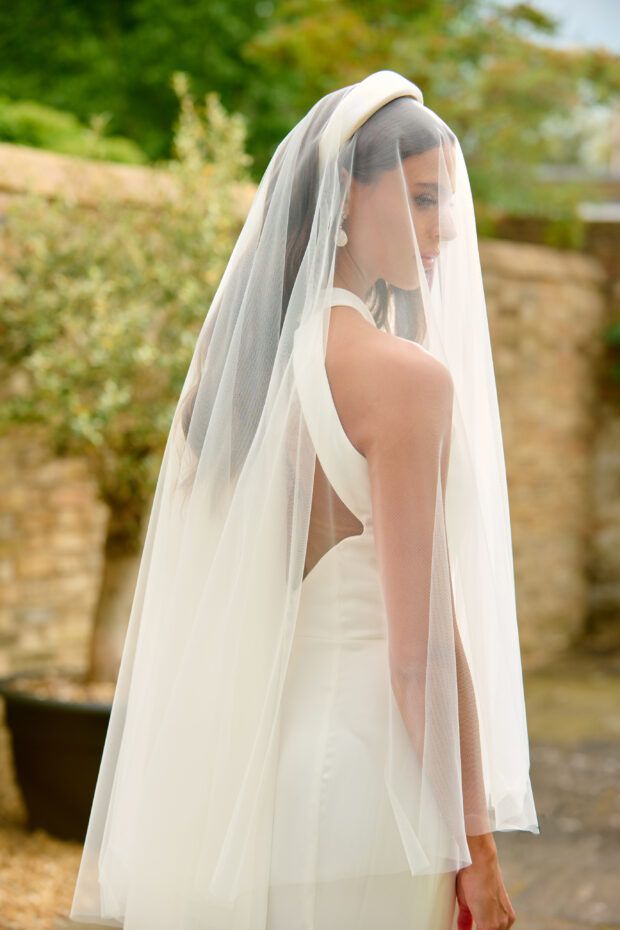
[292, 287, 387, 637]
[292, 286, 376, 526]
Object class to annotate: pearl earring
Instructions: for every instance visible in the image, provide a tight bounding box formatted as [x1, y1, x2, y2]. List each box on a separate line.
[336, 216, 348, 247]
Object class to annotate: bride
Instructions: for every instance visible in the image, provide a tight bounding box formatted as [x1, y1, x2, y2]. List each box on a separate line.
[69, 69, 539, 930]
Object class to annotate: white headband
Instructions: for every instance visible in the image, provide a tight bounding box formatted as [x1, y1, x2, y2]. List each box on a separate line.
[318, 69, 424, 169]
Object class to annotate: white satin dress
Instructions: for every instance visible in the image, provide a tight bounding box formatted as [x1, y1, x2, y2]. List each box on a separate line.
[266, 287, 457, 929]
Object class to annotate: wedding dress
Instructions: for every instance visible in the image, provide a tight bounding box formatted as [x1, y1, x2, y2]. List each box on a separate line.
[266, 287, 457, 929]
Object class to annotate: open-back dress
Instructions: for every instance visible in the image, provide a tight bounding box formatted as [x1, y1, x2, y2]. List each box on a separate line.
[265, 287, 458, 929]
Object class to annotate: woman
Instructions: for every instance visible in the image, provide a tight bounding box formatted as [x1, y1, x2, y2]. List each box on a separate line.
[70, 70, 539, 930]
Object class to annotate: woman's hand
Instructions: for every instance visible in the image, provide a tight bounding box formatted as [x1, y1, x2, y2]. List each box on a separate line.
[455, 846, 517, 930]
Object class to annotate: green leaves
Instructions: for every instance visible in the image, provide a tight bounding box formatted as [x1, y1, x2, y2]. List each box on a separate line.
[0, 82, 251, 548]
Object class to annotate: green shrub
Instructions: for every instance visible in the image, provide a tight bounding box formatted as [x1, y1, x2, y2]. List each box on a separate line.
[0, 73, 253, 548]
[0, 95, 148, 164]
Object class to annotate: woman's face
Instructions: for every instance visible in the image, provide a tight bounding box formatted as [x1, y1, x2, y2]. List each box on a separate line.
[340, 143, 457, 292]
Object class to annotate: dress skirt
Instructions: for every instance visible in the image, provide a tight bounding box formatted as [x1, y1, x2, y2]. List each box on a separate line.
[266, 532, 457, 930]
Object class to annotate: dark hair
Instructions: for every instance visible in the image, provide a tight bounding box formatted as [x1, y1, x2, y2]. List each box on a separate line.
[342, 97, 457, 337]
[178, 93, 456, 495]
[275, 94, 456, 335]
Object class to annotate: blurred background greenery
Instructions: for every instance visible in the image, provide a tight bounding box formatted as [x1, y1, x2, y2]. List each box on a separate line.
[0, 76, 253, 553]
[1, 0, 618, 224]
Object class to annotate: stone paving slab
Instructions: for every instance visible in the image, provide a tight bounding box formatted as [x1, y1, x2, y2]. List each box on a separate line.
[6, 658, 619, 929]
[495, 740, 620, 928]
[51, 740, 620, 929]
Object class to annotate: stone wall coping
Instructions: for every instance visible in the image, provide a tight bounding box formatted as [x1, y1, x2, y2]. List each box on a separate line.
[0, 141, 255, 219]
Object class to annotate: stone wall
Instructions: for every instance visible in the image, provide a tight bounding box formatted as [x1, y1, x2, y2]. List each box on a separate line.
[591, 409, 620, 647]
[0, 140, 256, 217]
[0, 429, 108, 677]
[479, 240, 607, 667]
[587, 218, 620, 650]
[483, 217, 620, 652]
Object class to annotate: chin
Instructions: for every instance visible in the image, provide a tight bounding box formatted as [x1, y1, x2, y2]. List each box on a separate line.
[388, 271, 421, 291]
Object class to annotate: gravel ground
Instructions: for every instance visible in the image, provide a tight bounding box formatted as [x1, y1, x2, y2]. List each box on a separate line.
[1, 650, 619, 930]
[0, 698, 83, 930]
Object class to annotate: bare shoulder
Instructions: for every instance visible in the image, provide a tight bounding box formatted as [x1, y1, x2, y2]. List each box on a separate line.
[329, 304, 451, 392]
[364, 335, 453, 452]
[326, 307, 453, 457]
[379, 335, 453, 403]
[362, 325, 452, 406]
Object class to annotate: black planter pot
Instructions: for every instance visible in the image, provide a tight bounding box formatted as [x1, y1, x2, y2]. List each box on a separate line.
[0, 667, 111, 842]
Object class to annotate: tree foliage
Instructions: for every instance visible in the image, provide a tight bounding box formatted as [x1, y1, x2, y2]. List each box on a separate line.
[243, 0, 620, 217]
[0, 0, 264, 161]
[0, 0, 617, 218]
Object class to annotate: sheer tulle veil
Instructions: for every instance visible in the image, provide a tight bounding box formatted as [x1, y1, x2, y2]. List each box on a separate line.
[69, 69, 538, 928]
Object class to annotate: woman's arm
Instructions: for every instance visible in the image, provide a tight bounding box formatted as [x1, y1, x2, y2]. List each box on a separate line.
[361, 338, 517, 928]
[363, 340, 491, 845]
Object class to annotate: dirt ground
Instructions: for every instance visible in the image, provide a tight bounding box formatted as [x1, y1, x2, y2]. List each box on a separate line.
[1, 648, 619, 930]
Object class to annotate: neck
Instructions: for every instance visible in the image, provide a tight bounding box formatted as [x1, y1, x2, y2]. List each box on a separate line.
[333, 249, 373, 301]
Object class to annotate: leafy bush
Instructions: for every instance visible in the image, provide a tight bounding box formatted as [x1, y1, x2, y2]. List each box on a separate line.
[0, 73, 253, 548]
[0, 95, 148, 164]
